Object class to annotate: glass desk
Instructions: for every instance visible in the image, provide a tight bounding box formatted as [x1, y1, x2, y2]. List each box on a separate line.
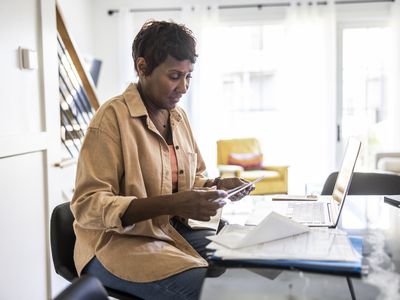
[200, 196, 400, 300]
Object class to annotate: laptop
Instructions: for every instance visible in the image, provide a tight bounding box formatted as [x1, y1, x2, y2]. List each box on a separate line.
[246, 138, 361, 228]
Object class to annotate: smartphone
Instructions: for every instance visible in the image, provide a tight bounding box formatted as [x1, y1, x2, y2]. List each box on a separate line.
[225, 176, 265, 198]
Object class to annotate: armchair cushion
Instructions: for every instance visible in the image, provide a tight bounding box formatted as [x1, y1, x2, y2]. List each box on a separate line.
[241, 169, 280, 179]
[227, 153, 263, 170]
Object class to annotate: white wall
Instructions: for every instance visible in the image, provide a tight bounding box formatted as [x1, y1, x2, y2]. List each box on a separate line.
[58, 0, 95, 56]
[58, 0, 125, 103]
[0, 1, 42, 134]
[0, 0, 61, 298]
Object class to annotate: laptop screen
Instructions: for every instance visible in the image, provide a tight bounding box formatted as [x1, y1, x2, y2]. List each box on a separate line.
[332, 138, 362, 207]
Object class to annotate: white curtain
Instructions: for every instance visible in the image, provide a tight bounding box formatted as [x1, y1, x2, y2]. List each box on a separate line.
[274, 0, 337, 191]
[179, 3, 221, 120]
[187, 5, 223, 178]
[195, 2, 337, 191]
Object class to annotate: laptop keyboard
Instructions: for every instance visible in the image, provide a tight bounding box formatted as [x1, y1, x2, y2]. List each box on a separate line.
[287, 202, 326, 224]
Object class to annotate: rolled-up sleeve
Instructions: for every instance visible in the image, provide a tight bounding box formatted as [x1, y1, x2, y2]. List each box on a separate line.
[71, 127, 135, 233]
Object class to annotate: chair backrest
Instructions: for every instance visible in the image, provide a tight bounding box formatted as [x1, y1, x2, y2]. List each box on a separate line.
[50, 202, 78, 282]
[50, 203, 144, 300]
[321, 172, 400, 195]
[217, 138, 262, 165]
[53, 275, 108, 300]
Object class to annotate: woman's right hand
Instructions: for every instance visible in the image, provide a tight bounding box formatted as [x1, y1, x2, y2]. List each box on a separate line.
[172, 190, 227, 221]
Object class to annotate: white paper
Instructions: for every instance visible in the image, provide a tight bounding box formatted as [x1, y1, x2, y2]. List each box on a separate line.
[207, 226, 360, 262]
[207, 211, 309, 249]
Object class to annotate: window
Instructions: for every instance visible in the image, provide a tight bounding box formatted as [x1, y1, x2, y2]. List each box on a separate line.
[218, 24, 284, 112]
[222, 71, 276, 111]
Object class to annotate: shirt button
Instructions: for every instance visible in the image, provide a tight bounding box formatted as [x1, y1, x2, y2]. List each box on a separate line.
[179, 170, 184, 175]
[175, 145, 179, 150]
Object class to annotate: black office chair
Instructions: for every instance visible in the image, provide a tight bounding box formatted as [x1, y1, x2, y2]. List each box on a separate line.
[50, 202, 142, 300]
[321, 171, 400, 195]
[53, 275, 108, 300]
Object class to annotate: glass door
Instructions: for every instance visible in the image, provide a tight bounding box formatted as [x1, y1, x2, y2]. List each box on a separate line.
[337, 25, 391, 169]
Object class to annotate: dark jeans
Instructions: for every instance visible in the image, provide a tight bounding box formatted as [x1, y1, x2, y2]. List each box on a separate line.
[83, 219, 215, 300]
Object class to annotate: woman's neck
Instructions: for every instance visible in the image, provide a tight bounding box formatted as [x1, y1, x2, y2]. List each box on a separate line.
[137, 83, 171, 142]
[137, 83, 168, 116]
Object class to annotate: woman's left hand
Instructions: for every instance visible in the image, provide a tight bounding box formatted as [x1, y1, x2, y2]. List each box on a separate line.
[216, 177, 255, 201]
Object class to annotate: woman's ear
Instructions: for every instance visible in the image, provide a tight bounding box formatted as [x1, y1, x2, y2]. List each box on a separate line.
[136, 57, 147, 76]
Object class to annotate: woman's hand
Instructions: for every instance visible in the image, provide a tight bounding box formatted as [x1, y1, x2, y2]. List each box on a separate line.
[172, 190, 227, 221]
[216, 177, 255, 201]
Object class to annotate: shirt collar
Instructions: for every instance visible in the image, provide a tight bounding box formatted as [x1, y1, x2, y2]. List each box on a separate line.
[123, 83, 183, 123]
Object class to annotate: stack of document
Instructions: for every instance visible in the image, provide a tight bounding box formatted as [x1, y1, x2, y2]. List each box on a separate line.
[207, 212, 362, 275]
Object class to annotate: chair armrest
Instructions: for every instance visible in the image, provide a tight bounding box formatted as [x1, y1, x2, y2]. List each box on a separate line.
[217, 164, 244, 177]
[261, 165, 289, 172]
[261, 165, 289, 178]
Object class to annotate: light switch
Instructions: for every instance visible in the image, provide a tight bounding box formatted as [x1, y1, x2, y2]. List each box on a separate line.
[19, 47, 38, 70]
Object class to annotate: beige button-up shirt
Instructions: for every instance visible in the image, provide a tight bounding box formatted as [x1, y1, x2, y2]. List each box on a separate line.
[71, 83, 210, 282]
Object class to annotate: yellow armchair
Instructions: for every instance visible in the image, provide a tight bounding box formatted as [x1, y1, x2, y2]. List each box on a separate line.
[217, 138, 288, 195]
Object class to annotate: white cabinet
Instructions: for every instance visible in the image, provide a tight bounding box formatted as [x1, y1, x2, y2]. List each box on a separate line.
[0, 152, 48, 300]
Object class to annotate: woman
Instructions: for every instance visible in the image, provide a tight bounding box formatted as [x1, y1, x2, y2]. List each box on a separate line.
[71, 20, 253, 300]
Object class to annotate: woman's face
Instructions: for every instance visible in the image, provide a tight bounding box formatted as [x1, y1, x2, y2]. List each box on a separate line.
[138, 55, 193, 110]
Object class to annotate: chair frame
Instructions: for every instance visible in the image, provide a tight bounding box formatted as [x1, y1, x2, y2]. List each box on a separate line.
[53, 275, 108, 300]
